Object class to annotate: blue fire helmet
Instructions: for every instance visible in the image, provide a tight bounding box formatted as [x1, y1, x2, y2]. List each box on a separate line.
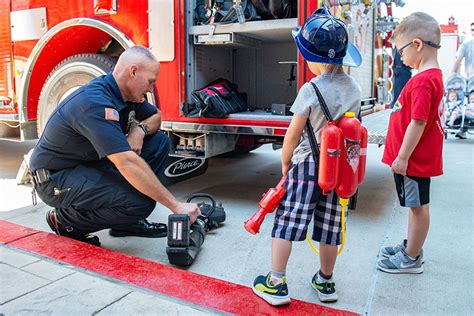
[292, 7, 362, 67]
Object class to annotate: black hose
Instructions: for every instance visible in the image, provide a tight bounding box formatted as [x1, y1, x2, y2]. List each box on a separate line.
[186, 193, 216, 219]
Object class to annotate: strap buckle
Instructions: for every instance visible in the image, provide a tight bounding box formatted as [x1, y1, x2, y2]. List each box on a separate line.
[33, 168, 51, 185]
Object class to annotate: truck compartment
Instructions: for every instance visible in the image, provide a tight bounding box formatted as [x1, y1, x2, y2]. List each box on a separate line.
[185, 5, 299, 121]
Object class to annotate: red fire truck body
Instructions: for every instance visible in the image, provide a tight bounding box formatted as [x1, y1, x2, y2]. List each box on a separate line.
[1, 1, 388, 180]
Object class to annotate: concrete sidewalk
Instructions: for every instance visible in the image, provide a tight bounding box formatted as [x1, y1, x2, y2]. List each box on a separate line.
[0, 244, 215, 315]
[1, 138, 473, 315]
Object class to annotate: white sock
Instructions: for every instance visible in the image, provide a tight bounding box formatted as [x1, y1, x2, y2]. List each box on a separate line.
[270, 271, 284, 285]
[402, 249, 417, 261]
[406, 254, 417, 261]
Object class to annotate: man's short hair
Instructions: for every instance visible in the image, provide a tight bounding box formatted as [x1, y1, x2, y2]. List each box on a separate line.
[392, 12, 441, 45]
[124, 45, 158, 63]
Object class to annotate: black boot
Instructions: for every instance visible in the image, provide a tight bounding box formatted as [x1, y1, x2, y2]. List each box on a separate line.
[46, 209, 100, 246]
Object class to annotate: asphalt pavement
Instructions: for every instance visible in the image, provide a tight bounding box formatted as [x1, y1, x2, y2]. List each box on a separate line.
[0, 136, 473, 315]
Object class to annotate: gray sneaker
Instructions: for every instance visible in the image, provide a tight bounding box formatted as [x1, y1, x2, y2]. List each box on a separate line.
[380, 239, 424, 263]
[377, 249, 423, 274]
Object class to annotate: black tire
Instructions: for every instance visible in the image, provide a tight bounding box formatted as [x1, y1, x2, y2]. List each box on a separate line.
[218, 144, 262, 158]
[218, 135, 262, 157]
[37, 54, 116, 135]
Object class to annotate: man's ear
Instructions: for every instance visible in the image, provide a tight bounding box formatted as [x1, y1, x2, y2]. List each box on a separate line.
[130, 64, 138, 77]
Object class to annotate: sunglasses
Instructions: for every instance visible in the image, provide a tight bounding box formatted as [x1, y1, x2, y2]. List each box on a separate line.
[396, 39, 441, 56]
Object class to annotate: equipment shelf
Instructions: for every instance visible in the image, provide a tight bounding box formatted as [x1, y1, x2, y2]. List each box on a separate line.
[190, 18, 298, 46]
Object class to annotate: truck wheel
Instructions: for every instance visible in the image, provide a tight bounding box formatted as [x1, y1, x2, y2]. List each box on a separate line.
[219, 135, 262, 157]
[37, 54, 116, 135]
[217, 144, 262, 158]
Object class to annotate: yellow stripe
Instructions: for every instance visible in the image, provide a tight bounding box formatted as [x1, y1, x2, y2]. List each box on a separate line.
[254, 284, 278, 294]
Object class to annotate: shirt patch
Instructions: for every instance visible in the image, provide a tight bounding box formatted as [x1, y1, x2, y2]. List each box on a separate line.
[392, 100, 402, 114]
[105, 108, 119, 121]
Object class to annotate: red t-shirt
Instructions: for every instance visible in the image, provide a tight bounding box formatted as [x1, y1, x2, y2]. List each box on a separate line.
[382, 68, 444, 177]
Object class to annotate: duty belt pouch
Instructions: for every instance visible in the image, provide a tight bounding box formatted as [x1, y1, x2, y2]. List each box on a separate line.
[305, 82, 358, 210]
[187, 79, 248, 118]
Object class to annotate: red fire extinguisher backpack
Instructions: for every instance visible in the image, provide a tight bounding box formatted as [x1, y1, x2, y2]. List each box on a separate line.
[305, 82, 368, 203]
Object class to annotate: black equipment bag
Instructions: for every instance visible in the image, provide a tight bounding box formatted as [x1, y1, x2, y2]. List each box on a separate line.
[250, 0, 297, 19]
[195, 0, 258, 25]
[305, 82, 358, 210]
[186, 78, 248, 118]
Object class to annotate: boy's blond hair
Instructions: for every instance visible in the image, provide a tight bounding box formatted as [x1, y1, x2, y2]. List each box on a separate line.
[309, 62, 339, 72]
[391, 12, 441, 45]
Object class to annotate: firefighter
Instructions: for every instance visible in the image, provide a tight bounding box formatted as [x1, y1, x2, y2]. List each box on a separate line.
[29, 46, 200, 246]
[390, 49, 412, 109]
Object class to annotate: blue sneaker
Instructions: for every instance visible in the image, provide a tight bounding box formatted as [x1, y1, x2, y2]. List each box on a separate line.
[252, 272, 290, 306]
[311, 272, 338, 302]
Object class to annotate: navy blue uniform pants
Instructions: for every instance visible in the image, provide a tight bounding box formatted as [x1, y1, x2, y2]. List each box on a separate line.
[390, 68, 412, 108]
[36, 132, 170, 233]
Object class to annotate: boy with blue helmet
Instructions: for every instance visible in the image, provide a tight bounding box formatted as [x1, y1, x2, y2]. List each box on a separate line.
[252, 8, 362, 305]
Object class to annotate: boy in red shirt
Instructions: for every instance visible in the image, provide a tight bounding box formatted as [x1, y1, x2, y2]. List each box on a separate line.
[378, 12, 444, 274]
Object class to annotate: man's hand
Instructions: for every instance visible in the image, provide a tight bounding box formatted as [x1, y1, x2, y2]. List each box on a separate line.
[391, 156, 408, 175]
[127, 127, 145, 155]
[173, 202, 201, 224]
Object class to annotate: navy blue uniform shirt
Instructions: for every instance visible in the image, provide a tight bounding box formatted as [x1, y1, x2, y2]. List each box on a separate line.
[30, 73, 157, 172]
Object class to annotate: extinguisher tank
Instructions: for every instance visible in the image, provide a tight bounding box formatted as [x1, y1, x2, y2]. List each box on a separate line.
[335, 112, 361, 199]
[318, 122, 343, 194]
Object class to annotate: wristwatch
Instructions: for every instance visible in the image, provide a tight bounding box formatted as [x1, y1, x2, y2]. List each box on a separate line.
[138, 122, 150, 135]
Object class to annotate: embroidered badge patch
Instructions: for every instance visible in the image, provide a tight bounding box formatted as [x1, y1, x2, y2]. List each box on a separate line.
[105, 108, 119, 121]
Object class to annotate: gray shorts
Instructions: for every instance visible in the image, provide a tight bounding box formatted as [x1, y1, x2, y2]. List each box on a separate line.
[394, 173, 431, 207]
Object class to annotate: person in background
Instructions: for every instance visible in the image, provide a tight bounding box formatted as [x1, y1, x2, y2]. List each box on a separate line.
[451, 22, 474, 138]
[451, 22, 474, 79]
[390, 49, 412, 109]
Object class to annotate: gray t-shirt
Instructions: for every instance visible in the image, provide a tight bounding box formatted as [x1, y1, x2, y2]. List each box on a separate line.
[457, 39, 473, 78]
[290, 73, 362, 164]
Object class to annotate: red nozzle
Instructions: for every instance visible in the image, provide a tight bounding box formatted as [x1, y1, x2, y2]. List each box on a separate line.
[244, 208, 267, 235]
[244, 176, 287, 235]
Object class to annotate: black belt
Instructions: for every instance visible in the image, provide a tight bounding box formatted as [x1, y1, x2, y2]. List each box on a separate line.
[393, 65, 411, 70]
[32, 168, 52, 185]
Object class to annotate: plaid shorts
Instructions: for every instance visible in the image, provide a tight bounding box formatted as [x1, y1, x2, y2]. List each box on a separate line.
[271, 154, 347, 246]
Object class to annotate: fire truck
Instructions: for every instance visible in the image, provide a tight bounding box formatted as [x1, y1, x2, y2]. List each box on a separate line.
[1, 0, 399, 184]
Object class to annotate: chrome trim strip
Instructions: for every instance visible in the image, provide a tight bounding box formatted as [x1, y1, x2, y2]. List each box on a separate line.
[162, 121, 286, 136]
[0, 114, 19, 121]
[19, 18, 135, 123]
